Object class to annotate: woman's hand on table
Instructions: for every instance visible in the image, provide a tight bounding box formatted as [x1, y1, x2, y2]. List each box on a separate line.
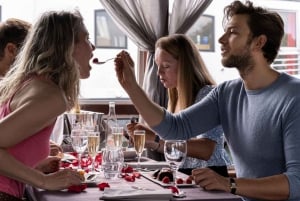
[192, 168, 230, 193]
[41, 168, 84, 190]
[50, 140, 63, 156]
[35, 156, 61, 174]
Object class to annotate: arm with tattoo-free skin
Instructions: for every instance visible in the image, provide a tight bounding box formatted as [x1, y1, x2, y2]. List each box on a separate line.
[115, 50, 291, 200]
[0, 80, 84, 190]
[114, 51, 164, 127]
[127, 122, 215, 160]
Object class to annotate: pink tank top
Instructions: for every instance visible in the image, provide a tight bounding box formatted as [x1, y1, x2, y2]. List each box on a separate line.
[0, 78, 55, 198]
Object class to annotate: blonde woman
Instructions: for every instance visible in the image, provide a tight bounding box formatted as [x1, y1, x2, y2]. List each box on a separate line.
[127, 34, 231, 176]
[0, 10, 94, 200]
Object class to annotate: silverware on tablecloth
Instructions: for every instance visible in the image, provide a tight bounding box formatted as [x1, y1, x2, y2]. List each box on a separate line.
[173, 191, 186, 198]
[131, 186, 155, 191]
[86, 174, 97, 181]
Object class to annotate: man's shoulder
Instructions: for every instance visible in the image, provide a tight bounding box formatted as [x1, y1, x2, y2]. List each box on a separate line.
[216, 78, 242, 93]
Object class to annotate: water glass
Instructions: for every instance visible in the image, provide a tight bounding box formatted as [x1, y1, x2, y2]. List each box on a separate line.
[101, 147, 124, 179]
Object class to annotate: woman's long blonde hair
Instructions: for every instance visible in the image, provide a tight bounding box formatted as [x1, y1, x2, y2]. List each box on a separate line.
[0, 10, 83, 109]
[155, 34, 216, 112]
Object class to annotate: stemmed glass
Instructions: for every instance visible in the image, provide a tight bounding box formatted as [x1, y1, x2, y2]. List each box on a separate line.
[70, 126, 88, 170]
[133, 130, 145, 170]
[164, 140, 187, 195]
[87, 130, 100, 172]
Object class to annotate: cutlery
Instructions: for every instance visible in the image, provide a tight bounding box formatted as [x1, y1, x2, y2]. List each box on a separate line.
[173, 191, 186, 198]
[131, 186, 155, 191]
[86, 174, 97, 181]
[92, 57, 115, 65]
[60, 159, 73, 163]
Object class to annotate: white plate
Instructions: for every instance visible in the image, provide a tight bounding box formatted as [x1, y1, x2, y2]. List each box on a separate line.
[61, 153, 77, 162]
[141, 171, 196, 187]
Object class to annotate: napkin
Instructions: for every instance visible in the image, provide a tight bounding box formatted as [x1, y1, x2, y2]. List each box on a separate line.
[100, 188, 173, 201]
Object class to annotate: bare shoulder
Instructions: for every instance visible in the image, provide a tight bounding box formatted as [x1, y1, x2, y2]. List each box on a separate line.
[12, 78, 68, 113]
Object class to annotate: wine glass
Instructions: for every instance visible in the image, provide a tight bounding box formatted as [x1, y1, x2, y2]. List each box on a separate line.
[164, 140, 187, 192]
[87, 130, 100, 173]
[70, 126, 88, 170]
[133, 130, 145, 170]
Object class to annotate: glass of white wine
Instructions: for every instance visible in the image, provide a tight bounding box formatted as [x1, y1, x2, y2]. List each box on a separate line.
[70, 126, 88, 170]
[87, 130, 100, 173]
[133, 130, 145, 170]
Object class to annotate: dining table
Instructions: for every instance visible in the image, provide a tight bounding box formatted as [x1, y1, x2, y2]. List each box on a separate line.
[26, 156, 242, 201]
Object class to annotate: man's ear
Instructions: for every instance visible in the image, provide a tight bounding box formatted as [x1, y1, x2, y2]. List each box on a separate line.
[253, 34, 267, 51]
[5, 43, 18, 57]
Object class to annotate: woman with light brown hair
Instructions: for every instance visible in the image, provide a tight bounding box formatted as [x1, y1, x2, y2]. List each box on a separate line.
[127, 34, 231, 176]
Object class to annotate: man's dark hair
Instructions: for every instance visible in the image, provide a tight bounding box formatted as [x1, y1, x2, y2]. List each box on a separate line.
[0, 18, 31, 59]
[223, 0, 284, 63]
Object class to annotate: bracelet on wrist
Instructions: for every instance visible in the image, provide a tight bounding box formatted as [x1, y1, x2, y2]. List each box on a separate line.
[229, 177, 237, 194]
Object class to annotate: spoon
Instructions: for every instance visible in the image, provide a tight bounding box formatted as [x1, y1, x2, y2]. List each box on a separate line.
[173, 191, 186, 198]
[92, 57, 115, 65]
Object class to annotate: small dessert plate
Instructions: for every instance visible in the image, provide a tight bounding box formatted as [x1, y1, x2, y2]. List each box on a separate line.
[141, 171, 196, 187]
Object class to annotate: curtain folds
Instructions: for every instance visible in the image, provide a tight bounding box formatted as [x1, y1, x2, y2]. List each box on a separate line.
[99, 0, 213, 107]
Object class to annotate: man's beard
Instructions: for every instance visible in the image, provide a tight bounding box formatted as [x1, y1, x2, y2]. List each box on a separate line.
[221, 47, 254, 77]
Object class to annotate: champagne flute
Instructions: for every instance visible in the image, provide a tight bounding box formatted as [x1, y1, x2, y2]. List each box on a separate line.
[70, 127, 88, 170]
[87, 130, 100, 173]
[133, 130, 145, 170]
[164, 140, 187, 194]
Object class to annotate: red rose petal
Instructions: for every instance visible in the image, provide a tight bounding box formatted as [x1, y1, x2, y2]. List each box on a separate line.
[68, 183, 87, 193]
[124, 175, 135, 182]
[168, 186, 179, 194]
[121, 166, 133, 173]
[132, 172, 141, 178]
[98, 182, 110, 191]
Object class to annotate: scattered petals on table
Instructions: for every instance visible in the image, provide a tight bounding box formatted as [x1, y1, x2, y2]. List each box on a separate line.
[124, 175, 135, 182]
[98, 182, 110, 191]
[67, 183, 87, 193]
[121, 166, 133, 173]
[132, 171, 141, 178]
[167, 186, 179, 194]
[60, 152, 102, 171]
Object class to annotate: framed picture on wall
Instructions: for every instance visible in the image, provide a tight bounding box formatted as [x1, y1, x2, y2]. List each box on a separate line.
[94, 9, 127, 49]
[273, 9, 296, 48]
[186, 14, 215, 52]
